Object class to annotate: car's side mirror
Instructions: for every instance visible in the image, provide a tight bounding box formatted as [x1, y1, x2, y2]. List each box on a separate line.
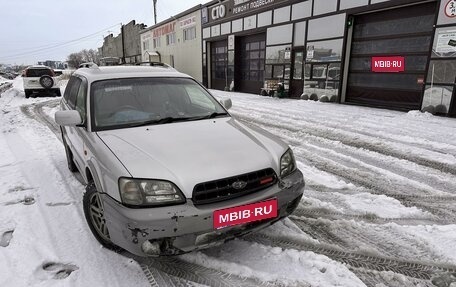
[55, 110, 82, 126]
[219, 98, 232, 110]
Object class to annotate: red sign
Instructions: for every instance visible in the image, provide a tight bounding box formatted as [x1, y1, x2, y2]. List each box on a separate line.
[372, 56, 405, 73]
[445, 0, 456, 18]
[213, 198, 278, 229]
[152, 22, 176, 38]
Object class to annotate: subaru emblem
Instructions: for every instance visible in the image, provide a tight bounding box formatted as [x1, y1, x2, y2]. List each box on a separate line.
[232, 180, 247, 190]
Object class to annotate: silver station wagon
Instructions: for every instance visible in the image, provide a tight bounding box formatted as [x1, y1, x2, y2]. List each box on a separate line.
[55, 64, 305, 256]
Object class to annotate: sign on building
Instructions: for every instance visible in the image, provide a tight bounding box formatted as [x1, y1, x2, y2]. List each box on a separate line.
[371, 56, 405, 73]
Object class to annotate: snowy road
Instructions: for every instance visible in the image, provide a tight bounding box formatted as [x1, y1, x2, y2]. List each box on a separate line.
[1, 77, 456, 287]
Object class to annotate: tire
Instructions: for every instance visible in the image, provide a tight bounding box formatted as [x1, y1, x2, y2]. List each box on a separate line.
[24, 90, 31, 98]
[310, 93, 319, 101]
[62, 133, 78, 172]
[39, 75, 54, 89]
[83, 182, 120, 251]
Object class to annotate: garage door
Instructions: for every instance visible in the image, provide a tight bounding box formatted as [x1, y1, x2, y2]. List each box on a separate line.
[235, 34, 266, 94]
[346, 2, 437, 110]
[211, 40, 228, 91]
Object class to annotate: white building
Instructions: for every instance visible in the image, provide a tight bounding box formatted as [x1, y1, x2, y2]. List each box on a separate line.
[140, 5, 203, 82]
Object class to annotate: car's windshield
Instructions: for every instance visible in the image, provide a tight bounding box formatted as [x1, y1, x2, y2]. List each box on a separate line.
[91, 77, 228, 131]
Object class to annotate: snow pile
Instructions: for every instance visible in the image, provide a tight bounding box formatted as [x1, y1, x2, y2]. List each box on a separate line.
[0, 76, 10, 84]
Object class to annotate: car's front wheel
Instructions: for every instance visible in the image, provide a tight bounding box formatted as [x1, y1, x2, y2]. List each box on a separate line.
[83, 182, 119, 251]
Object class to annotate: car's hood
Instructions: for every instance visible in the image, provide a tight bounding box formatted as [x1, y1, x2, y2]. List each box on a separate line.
[97, 117, 287, 198]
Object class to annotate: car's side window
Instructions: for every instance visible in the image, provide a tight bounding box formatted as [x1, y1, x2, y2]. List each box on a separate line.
[75, 78, 88, 123]
[67, 77, 82, 109]
[63, 77, 76, 104]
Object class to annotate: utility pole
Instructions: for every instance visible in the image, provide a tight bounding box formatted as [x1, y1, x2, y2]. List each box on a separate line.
[121, 23, 126, 64]
[153, 0, 158, 24]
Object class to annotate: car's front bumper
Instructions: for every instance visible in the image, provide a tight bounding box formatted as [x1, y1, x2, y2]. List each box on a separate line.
[101, 169, 305, 256]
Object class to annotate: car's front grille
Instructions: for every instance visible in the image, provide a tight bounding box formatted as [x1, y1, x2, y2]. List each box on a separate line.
[192, 168, 277, 205]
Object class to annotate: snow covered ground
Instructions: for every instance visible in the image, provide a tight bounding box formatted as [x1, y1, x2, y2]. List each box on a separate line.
[1, 77, 456, 287]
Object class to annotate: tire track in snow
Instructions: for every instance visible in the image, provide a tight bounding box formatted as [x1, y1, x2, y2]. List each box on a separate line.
[20, 99, 61, 140]
[20, 100, 86, 186]
[138, 257, 280, 287]
[290, 217, 439, 262]
[233, 111, 456, 176]
[298, 131, 456, 194]
[230, 99, 456, 157]
[15, 100, 128, 283]
[244, 233, 456, 283]
[297, 149, 456, 221]
[234, 112, 456, 205]
[292, 208, 443, 226]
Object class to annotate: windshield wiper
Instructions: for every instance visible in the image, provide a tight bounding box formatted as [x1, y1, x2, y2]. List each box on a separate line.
[205, 112, 229, 119]
[127, 113, 229, 128]
[127, 117, 176, 127]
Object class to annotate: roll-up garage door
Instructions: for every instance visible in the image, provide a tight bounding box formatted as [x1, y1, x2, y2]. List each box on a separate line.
[346, 2, 437, 110]
[235, 34, 266, 94]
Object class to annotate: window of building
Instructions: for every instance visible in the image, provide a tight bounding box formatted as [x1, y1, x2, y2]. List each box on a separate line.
[166, 33, 176, 46]
[143, 39, 150, 51]
[266, 24, 293, 45]
[184, 27, 197, 41]
[273, 6, 291, 24]
[266, 45, 292, 64]
[422, 85, 453, 113]
[306, 39, 343, 62]
[153, 37, 161, 48]
[293, 51, 304, 80]
[307, 14, 345, 41]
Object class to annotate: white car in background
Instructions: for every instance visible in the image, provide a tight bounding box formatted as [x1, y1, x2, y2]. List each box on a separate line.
[22, 65, 61, 98]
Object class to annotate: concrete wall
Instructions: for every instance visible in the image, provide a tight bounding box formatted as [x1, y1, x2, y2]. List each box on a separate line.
[101, 20, 146, 64]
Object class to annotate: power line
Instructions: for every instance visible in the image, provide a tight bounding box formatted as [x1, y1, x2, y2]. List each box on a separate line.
[0, 23, 121, 61]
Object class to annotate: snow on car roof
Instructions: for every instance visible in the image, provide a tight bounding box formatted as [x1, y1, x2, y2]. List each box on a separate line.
[27, 65, 52, 69]
[75, 65, 190, 82]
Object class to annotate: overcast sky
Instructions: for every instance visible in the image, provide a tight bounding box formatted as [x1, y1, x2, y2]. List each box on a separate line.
[0, 0, 211, 65]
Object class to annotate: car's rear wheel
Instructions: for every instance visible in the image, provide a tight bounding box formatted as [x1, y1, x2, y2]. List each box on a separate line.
[83, 182, 120, 251]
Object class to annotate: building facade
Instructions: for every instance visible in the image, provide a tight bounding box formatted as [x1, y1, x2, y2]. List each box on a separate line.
[100, 20, 146, 65]
[201, 0, 456, 116]
[140, 5, 203, 82]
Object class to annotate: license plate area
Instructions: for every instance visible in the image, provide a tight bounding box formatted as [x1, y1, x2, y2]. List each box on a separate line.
[213, 198, 278, 229]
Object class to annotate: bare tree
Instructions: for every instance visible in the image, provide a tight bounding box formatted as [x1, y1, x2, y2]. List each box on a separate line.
[67, 49, 100, 68]
[67, 52, 84, 68]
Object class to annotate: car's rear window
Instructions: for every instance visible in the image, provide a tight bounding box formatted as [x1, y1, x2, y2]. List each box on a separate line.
[26, 68, 53, 77]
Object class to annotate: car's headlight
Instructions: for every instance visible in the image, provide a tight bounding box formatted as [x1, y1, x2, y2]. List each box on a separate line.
[119, 178, 186, 207]
[280, 149, 297, 178]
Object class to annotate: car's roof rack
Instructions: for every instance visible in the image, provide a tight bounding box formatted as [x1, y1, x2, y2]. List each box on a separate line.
[134, 62, 173, 68]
